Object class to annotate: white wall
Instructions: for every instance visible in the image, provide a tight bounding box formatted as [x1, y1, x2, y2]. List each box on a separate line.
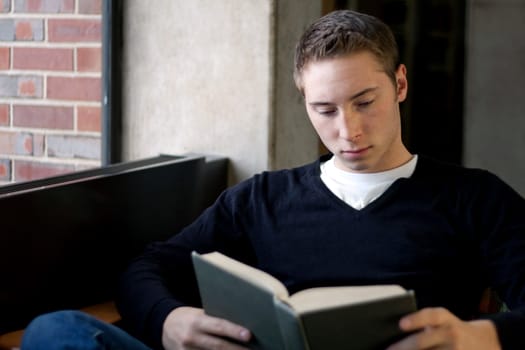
[121, 1, 320, 184]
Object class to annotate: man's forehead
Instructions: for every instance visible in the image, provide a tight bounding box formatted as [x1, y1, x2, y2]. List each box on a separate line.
[303, 55, 385, 89]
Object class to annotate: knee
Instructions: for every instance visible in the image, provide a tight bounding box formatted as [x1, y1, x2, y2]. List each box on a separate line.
[21, 310, 95, 346]
[26, 310, 88, 332]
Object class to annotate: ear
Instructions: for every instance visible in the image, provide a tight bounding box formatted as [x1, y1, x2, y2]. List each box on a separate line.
[395, 64, 408, 102]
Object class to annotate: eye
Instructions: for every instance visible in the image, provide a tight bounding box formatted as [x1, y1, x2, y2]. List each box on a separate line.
[316, 108, 338, 117]
[357, 100, 374, 108]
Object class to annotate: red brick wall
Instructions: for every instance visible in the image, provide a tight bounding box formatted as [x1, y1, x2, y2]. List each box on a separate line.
[0, 0, 102, 184]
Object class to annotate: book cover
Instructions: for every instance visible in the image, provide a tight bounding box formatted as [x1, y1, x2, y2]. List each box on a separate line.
[192, 251, 417, 350]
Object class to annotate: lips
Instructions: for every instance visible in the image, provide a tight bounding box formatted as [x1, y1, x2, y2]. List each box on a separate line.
[342, 146, 371, 155]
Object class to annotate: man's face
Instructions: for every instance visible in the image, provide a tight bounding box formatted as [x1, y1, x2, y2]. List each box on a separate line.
[302, 52, 409, 173]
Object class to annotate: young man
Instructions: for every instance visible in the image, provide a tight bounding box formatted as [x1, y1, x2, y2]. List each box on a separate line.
[22, 10, 525, 350]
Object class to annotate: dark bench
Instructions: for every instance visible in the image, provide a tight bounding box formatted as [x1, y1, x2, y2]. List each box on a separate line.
[0, 154, 228, 349]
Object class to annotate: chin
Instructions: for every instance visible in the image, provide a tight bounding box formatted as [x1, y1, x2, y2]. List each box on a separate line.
[339, 161, 371, 173]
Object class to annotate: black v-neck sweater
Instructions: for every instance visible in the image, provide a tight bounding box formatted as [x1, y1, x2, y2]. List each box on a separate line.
[117, 155, 525, 349]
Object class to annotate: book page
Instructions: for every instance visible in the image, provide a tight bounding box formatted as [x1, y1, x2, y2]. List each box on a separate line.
[287, 284, 407, 313]
[199, 252, 290, 300]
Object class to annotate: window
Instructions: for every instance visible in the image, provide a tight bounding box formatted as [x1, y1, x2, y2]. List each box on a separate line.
[0, 0, 103, 184]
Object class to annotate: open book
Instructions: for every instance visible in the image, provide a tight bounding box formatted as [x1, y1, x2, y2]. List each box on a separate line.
[192, 251, 417, 350]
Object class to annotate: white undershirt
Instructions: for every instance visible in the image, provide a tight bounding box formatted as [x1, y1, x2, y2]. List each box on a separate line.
[320, 155, 418, 210]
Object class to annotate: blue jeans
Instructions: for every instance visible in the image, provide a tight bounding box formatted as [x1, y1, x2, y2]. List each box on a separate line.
[21, 310, 152, 350]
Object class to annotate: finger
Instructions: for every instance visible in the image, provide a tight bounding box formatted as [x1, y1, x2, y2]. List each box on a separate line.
[387, 326, 452, 350]
[198, 315, 251, 343]
[173, 328, 250, 350]
[197, 334, 251, 350]
[399, 307, 457, 331]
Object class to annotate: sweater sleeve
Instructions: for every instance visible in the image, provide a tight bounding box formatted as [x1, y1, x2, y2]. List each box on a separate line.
[115, 185, 257, 349]
[485, 311, 525, 350]
[471, 171, 525, 350]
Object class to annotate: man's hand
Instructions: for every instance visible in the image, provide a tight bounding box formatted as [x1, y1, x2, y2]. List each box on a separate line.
[387, 307, 502, 350]
[162, 306, 252, 350]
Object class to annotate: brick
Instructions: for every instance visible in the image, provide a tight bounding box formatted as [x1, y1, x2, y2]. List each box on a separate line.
[77, 47, 101, 72]
[0, 159, 11, 181]
[13, 104, 73, 129]
[77, 105, 100, 132]
[1, 0, 11, 13]
[0, 76, 39, 98]
[0, 75, 17, 97]
[14, 159, 75, 182]
[0, 47, 9, 69]
[13, 47, 73, 71]
[79, 0, 101, 14]
[20, 132, 32, 154]
[48, 19, 101, 43]
[33, 133, 44, 156]
[0, 131, 14, 153]
[18, 75, 43, 98]
[0, 19, 15, 41]
[0, 130, 33, 155]
[15, 21, 32, 40]
[14, 0, 74, 13]
[47, 134, 100, 160]
[47, 76, 100, 101]
[0, 104, 8, 125]
[15, 19, 44, 41]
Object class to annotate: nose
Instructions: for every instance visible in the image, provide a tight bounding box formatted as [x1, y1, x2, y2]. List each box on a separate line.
[338, 110, 362, 142]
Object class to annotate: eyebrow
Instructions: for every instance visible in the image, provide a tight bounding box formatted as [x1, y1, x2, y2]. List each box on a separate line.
[308, 87, 378, 107]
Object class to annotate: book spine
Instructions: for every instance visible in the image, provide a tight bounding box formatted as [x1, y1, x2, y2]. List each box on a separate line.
[273, 297, 310, 350]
